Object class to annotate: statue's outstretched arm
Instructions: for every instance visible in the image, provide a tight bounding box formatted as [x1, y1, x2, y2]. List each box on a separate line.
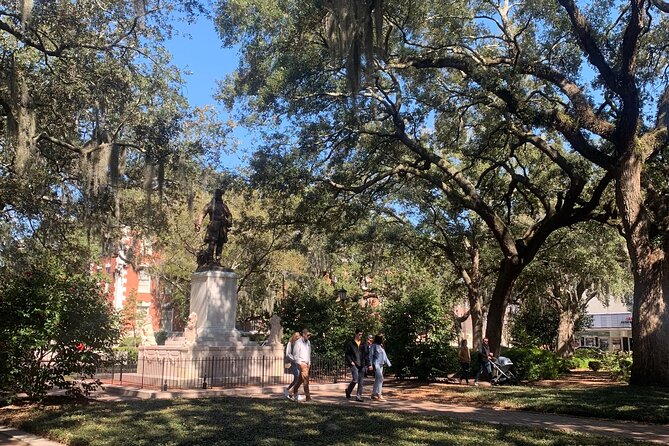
[195, 204, 211, 230]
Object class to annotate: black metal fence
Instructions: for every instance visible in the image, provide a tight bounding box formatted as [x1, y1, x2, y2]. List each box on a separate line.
[96, 355, 348, 391]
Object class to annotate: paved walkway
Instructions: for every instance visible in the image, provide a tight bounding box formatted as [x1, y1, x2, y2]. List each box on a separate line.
[0, 426, 63, 446]
[3, 381, 669, 445]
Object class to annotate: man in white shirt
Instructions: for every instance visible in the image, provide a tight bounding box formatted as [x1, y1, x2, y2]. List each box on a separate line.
[288, 328, 312, 401]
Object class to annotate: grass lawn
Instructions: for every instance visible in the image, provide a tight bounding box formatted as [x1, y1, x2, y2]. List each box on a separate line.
[389, 381, 669, 424]
[0, 396, 654, 446]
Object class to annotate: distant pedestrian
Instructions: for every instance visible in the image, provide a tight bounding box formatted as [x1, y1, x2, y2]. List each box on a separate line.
[284, 331, 301, 399]
[288, 328, 312, 402]
[474, 337, 493, 386]
[365, 334, 374, 377]
[368, 333, 391, 401]
[457, 339, 471, 385]
[345, 328, 369, 402]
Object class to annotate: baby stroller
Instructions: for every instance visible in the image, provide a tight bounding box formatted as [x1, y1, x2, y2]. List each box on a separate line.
[490, 356, 517, 385]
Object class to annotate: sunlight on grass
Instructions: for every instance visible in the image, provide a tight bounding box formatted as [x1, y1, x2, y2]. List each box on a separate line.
[428, 383, 669, 424]
[0, 396, 655, 446]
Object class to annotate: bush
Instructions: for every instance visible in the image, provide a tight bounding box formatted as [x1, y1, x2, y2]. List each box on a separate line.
[588, 360, 602, 371]
[601, 352, 632, 382]
[155, 330, 168, 346]
[566, 348, 605, 369]
[114, 337, 139, 363]
[382, 286, 457, 380]
[276, 280, 381, 360]
[504, 347, 569, 381]
[0, 253, 120, 400]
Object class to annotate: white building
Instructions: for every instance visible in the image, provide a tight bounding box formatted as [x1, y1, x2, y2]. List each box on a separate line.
[577, 296, 632, 352]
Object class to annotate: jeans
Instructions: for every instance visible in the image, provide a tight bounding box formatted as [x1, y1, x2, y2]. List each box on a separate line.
[475, 361, 492, 383]
[346, 365, 365, 398]
[372, 364, 384, 396]
[287, 361, 299, 391]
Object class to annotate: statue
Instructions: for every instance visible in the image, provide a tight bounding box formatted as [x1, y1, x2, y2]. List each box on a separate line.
[195, 188, 233, 268]
[184, 312, 198, 345]
[140, 313, 157, 346]
[268, 314, 282, 345]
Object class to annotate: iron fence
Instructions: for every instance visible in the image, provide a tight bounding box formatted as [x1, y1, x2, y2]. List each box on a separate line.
[96, 355, 348, 391]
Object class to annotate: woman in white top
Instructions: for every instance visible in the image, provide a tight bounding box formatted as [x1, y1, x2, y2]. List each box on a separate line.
[284, 332, 300, 398]
[368, 333, 392, 401]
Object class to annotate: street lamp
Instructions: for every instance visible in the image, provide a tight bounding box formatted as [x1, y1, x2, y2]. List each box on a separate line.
[337, 287, 347, 301]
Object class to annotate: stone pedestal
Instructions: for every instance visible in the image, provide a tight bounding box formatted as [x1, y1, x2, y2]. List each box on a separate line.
[134, 268, 287, 390]
[190, 269, 244, 346]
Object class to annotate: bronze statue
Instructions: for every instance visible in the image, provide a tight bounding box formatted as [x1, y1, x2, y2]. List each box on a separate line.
[195, 188, 232, 268]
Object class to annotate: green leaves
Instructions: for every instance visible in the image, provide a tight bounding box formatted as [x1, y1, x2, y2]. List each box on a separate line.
[0, 248, 120, 400]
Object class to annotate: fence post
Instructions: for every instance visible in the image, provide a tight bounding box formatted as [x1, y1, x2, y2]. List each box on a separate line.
[161, 358, 167, 391]
[140, 355, 145, 389]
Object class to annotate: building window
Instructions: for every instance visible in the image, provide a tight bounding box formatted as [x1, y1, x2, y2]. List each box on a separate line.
[138, 270, 151, 294]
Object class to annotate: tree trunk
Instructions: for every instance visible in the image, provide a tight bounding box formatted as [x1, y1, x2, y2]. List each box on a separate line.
[485, 259, 521, 355]
[470, 298, 484, 350]
[8, 56, 36, 173]
[557, 307, 576, 357]
[617, 152, 669, 386]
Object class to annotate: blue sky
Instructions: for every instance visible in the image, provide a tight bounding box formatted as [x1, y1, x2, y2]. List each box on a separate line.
[165, 14, 246, 168]
[167, 15, 234, 108]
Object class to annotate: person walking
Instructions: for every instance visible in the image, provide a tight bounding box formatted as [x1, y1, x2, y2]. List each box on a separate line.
[474, 337, 493, 386]
[345, 328, 369, 402]
[288, 328, 312, 401]
[284, 331, 301, 399]
[368, 333, 391, 401]
[457, 339, 471, 385]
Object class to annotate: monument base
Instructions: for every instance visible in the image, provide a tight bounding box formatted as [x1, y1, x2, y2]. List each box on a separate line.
[136, 343, 286, 389]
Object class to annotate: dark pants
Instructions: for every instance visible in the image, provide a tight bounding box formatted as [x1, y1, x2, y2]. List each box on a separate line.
[287, 361, 299, 391]
[346, 365, 365, 398]
[459, 362, 470, 383]
[475, 361, 492, 383]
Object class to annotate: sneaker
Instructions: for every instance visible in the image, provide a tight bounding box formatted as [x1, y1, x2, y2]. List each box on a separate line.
[377, 395, 386, 401]
[474, 382, 479, 386]
[371, 394, 380, 400]
[355, 396, 363, 402]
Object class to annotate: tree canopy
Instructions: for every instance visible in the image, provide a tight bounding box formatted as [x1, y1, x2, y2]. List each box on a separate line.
[215, 0, 669, 384]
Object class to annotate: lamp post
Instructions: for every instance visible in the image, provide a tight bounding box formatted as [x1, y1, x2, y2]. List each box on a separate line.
[337, 287, 347, 301]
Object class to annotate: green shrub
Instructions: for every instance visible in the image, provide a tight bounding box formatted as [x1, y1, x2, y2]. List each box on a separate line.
[504, 347, 568, 381]
[113, 337, 139, 363]
[276, 279, 381, 360]
[382, 286, 457, 380]
[565, 357, 581, 369]
[601, 352, 632, 382]
[155, 330, 168, 345]
[588, 360, 602, 371]
[0, 253, 120, 400]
